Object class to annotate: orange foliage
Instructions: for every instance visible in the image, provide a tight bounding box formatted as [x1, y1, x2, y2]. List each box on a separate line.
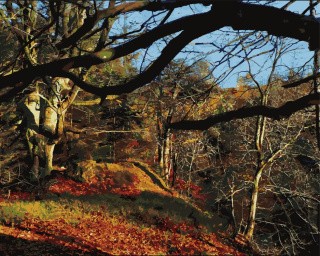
[49, 174, 141, 197]
[0, 191, 33, 201]
[0, 213, 245, 255]
[174, 178, 207, 204]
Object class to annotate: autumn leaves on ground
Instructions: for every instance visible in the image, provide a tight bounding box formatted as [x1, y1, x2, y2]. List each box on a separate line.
[0, 161, 245, 255]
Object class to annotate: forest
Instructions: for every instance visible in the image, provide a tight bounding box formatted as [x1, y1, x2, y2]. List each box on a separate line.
[0, 0, 319, 255]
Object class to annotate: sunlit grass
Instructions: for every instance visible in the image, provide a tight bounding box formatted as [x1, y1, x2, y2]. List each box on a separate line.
[0, 189, 214, 232]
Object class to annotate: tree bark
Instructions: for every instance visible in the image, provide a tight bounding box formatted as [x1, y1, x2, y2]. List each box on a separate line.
[244, 166, 263, 241]
[31, 154, 40, 180]
[44, 143, 55, 177]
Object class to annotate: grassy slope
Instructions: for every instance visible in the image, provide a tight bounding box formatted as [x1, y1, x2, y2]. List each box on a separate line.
[0, 161, 245, 255]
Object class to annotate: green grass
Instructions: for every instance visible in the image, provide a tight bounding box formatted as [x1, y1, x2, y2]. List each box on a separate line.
[0, 190, 216, 232]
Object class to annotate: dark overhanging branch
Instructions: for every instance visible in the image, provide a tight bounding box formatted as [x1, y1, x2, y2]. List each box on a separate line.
[99, 27, 215, 97]
[58, 71, 104, 96]
[0, 19, 212, 101]
[56, 0, 214, 49]
[212, 0, 319, 50]
[0, 1, 319, 96]
[58, 0, 319, 52]
[169, 94, 319, 131]
[282, 72, 320, 89]
[0, 11, 211, 90]
[59, 26, 218, 100]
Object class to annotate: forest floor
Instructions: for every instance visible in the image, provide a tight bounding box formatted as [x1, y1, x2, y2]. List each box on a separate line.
[0, 161, 248, 255]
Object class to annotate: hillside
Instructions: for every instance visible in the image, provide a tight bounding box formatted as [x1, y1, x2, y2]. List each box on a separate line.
[0, 161, 246, 255]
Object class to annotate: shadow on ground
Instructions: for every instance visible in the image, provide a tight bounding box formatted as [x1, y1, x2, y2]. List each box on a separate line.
[46, 189, 225, 232]
[0, 234, 109, 256]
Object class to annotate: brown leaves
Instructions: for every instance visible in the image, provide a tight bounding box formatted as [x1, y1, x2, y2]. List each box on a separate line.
[0, 163, 245, 255]
[0, 192, 246, 255]
[48, 172, 141, 197]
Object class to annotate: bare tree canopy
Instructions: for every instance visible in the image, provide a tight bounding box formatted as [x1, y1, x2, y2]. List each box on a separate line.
[0, 0, 319, 124]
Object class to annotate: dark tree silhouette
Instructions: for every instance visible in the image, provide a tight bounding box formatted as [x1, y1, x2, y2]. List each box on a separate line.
[1, 1, 319, 101]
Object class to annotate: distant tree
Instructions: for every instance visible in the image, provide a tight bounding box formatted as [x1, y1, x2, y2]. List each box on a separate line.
[136, 59, 213, 184]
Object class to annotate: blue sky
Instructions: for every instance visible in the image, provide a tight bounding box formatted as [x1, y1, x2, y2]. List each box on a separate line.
[111, 1, 319, 88]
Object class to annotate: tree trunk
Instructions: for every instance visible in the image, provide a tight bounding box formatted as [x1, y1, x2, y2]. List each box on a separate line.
[22, 92, 41, 179]
[187, 144, 197, 197]
[163, 130, 172, 182]
[17, 3, 84, 179]
[43, 143, 55, 177]
[244, 167, 263, 241]
[242, 91, 267, 241]
[170, 152, 177, 187]
[230, 180, 237, 235]
[157, 123, 167, 175]
[31, 155, 40, 180]
[239, 106, 266, 242]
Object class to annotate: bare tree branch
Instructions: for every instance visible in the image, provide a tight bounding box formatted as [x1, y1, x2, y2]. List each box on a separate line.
[170, 94, 319, 130]
[282, 72, 320, 88]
